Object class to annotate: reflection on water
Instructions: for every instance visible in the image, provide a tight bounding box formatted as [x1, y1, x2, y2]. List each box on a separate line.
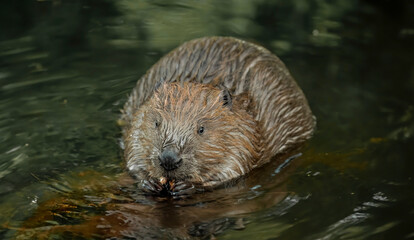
[1, 0, 413, 239]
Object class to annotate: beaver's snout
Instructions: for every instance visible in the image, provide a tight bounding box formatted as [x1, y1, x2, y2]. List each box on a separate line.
[158, 149, 182, 171]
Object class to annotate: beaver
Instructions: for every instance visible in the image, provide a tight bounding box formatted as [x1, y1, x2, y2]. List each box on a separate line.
[121, 37, 316, 195]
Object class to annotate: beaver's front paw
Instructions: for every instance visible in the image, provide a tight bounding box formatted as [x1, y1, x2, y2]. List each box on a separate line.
[170, 181, 196, 198]
[140, 178, 163, 194]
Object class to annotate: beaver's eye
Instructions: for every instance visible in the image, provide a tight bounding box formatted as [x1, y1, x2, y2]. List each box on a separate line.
[198, 126, 205, 135]
[155, 120, 160, 128]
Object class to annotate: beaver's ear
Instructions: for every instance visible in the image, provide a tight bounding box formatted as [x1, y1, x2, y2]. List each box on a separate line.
[221, 89, 232, 110]
[154, 80, 164, 92]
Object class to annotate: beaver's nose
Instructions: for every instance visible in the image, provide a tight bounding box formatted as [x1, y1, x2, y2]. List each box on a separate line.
[158, 149, 182, 171]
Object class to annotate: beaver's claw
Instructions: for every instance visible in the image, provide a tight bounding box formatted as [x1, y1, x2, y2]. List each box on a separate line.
[141, 179, 196, 198]
[170, 181, 196, 198]
[141, 178, 163, 194]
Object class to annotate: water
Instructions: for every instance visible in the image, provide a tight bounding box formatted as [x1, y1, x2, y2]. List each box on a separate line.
[1, 0, 413, 239]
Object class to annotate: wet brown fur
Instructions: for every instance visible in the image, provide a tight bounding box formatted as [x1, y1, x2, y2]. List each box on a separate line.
[122, 37, 316, 188]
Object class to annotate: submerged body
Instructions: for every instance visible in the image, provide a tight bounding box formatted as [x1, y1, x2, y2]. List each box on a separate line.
[122, 37, 316, 192]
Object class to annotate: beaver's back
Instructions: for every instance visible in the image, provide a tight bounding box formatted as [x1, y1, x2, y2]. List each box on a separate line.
[123, 37, 315, 165]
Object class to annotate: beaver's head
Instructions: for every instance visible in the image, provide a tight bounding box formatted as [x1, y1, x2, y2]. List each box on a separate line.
[124, 82, 262, 188]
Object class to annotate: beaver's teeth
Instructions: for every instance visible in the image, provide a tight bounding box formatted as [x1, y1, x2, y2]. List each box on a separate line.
[169, 180, 175, 189]
[159, 176, 167, 185]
